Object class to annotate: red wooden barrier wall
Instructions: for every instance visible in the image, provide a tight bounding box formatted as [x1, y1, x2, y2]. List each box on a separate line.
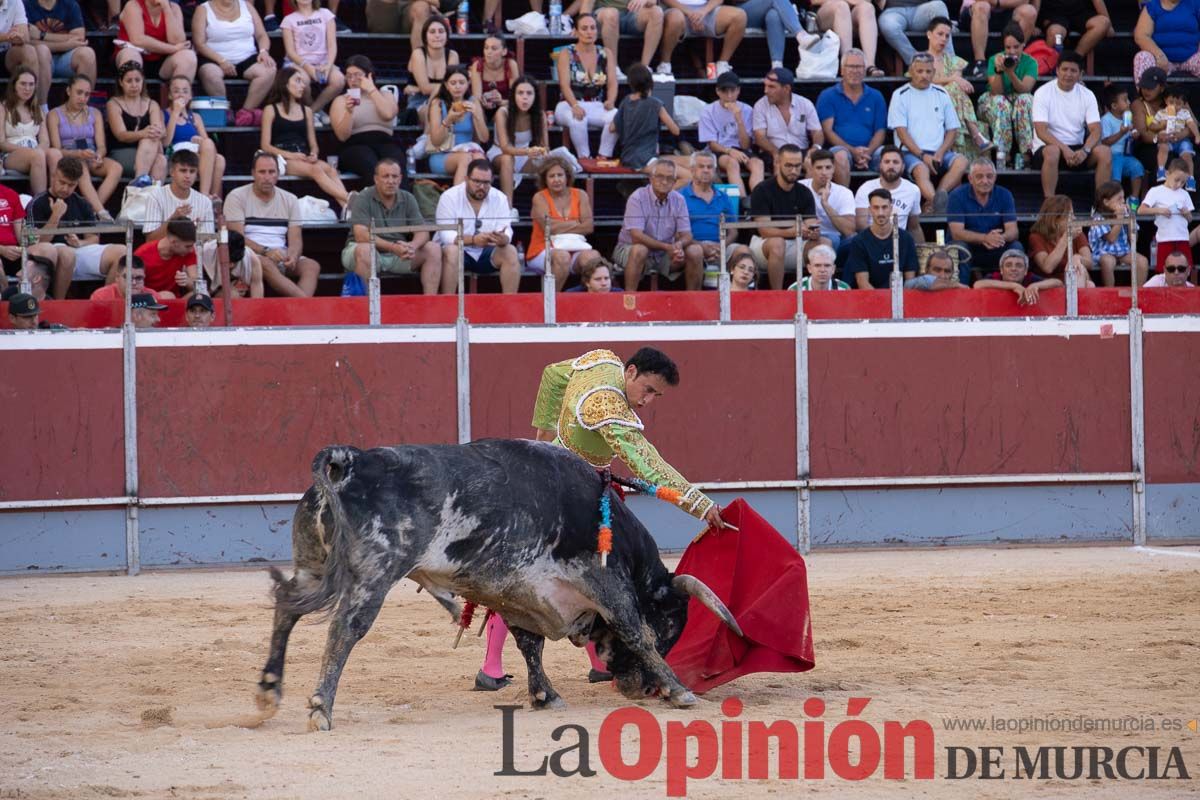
[5, 288, 1200, 330]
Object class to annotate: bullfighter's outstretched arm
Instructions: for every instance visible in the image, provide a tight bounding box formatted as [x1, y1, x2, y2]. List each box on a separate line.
[531, 359, 574, 435]
[580, 389, 715, 520]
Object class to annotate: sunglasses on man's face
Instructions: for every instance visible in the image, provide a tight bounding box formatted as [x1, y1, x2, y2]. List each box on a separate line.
[1164, 265, 1190, 274]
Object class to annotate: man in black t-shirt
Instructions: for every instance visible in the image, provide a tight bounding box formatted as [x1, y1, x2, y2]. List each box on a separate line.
[843, 187, 918, 289]
[748, 144, 824, 289]
[26, 156, 125, 299]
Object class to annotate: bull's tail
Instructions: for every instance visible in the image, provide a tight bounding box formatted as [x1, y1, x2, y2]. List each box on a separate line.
[273, 446, 362, 618]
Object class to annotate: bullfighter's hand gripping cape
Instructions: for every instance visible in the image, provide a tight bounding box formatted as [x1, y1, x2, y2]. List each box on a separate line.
[533, 350, 815, 692]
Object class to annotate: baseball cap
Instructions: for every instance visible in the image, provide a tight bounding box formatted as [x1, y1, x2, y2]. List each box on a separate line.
[1139, 67, 1167, 91]
[7, 292, 40, 317]
[765, 66, 795, 85]
[715, 70, 740, 89]
[131, 293, 168, 311]
[187, 293, 214, 312]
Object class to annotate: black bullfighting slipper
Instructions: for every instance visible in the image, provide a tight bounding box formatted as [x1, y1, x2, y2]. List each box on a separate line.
[474, 671, 513, 691]
[587, 668, 613, 683]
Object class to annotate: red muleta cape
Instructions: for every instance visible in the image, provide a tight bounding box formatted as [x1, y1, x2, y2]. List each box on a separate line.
[665, 498, 815, 693]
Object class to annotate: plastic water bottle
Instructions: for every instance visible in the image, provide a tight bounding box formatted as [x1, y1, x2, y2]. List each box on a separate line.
[549, 0, 562, 34]
[1054, 33, 1063, 52]
[1013, 152, 1025, 170]
[456, 0, 469, 34]
[1123, 110, 1134, 155]
[995, 148, 1006, 170]
[406, 147, 417, 176]
[516, 241, 526, 268]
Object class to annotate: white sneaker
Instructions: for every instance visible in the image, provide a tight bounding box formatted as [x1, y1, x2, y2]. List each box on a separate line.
[715, 61, 732, 75]
[797, 30, 820, 50]
[771, 60, 784, 69]
[315, 111, 331, 127]
[655, 62, 674, 76]
[615, 65, 627, 82]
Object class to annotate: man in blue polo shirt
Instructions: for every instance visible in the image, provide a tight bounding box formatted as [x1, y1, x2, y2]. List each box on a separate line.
[679, 150, 738, 276]
[946, 157, 1020, 281]
[816, 49, 888, 187]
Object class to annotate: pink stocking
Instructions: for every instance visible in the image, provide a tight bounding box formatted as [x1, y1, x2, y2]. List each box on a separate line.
[481, 614, 509, 678]
[586, 641, 607, 672]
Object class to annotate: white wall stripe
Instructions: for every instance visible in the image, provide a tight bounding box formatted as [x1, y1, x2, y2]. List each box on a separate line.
[134, 326, 457, 347]
[3, 315, 1176, 351]
[1143, 316, 1200, 333]
[0, 330, 122, 350]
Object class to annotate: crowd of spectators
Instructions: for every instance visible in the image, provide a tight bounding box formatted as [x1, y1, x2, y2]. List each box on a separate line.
[0, 0, 1198, 326]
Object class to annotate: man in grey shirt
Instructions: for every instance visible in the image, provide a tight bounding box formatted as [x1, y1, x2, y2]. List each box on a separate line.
[613, 160, 703, 290]
[341, 158, 444, 294]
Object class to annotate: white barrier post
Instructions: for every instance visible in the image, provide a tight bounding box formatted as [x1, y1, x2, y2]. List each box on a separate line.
[542, 215, 556, 324]
[455, 219, 470, 444]
[368, 221, 381, 326]
[1128, 212, 1139, 311]
[1065, 222, 1078, 318]
[890, 214, 903, 319]
[121, 218, 139, 575]
[795, 309, 810, 555]
[718, 214, 730, 321]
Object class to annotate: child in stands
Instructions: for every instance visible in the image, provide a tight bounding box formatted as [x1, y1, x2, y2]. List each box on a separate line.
[1141, 158, 1194, 270]
[1098, 86, 1144, 209]
[609, 62, 690, 187]
[1153, 87, 1198, 189]
[1088, 180, 1148, 287]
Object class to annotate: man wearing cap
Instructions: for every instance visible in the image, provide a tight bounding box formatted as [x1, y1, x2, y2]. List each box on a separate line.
[817, 49, 888, 187]
[698, 70, 764, 196]
[6, 292, 40, 330]
[1031, 50, 1110, 197]
[186, 294, 215, 328]
[130, 293, 168, 328]
[752, 67, 823, 164]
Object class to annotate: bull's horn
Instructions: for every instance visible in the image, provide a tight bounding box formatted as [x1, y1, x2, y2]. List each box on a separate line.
[672, 575, 744, 638]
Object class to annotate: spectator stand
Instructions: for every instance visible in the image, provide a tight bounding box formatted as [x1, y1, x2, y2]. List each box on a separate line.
[0, 0, 1188, 299]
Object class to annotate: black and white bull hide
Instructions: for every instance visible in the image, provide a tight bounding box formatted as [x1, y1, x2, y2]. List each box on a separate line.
[256, 439, 742, 731]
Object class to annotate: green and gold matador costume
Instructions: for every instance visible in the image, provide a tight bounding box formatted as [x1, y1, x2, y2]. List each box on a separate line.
[531, 349, 715, 520]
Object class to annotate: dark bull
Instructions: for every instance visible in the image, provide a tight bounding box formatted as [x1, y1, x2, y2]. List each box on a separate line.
[255, 439, 742, 731]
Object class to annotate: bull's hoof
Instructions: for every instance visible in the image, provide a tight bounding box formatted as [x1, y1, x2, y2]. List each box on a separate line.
[306, 695, 331, 732]
[666, 689, 698, 708]
[530, 691, 566, 710]
[254, 679, 281, 718]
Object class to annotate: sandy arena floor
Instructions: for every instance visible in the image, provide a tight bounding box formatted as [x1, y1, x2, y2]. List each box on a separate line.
[1, 544, 1198, 800]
